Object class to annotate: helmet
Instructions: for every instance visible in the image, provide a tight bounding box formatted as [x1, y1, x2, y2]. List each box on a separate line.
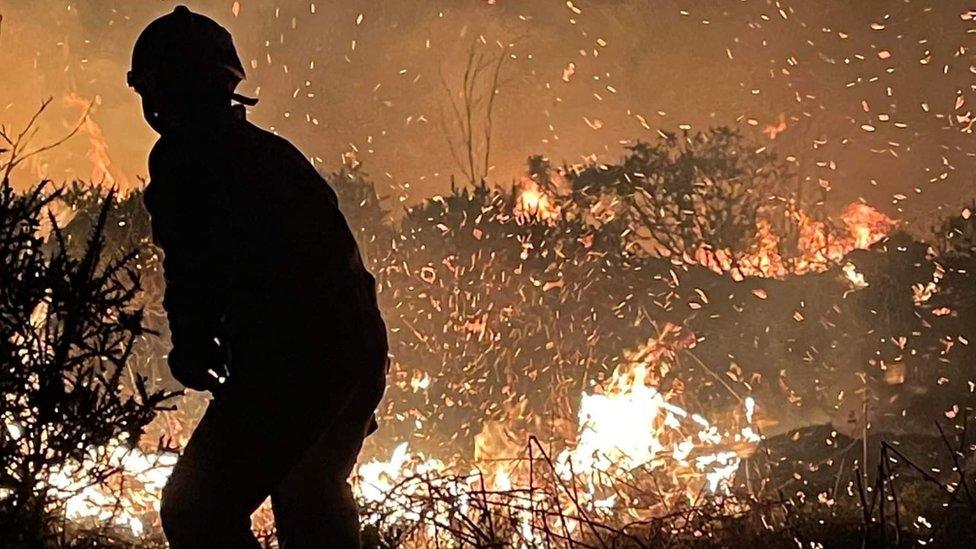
[129, 6, 256, 105]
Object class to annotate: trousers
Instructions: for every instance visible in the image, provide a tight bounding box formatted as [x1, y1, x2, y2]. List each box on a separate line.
[160, 363, 384, 549]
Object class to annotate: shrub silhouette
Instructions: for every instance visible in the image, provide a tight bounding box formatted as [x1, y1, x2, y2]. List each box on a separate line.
[0, 179, 175, 547]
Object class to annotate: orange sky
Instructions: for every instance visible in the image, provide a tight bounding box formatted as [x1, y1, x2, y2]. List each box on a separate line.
[2, 0, 974, 232]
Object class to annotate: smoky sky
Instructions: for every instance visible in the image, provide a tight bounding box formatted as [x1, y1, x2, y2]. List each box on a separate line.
[1, 0, 974, 232]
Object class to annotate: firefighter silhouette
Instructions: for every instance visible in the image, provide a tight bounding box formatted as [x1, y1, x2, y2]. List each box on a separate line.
[129, 6, 387, 547]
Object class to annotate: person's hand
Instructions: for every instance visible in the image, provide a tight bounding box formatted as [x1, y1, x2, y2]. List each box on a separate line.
[168, 337, 226, 393]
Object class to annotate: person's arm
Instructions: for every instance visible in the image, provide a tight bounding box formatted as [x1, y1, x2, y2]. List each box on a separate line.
[145, 144, 229, 392]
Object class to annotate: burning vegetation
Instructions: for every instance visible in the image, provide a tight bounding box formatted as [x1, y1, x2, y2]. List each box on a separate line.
[1, 99, 975, 546]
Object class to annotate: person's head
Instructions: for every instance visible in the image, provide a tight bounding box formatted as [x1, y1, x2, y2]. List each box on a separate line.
[129, 6, 255, 135]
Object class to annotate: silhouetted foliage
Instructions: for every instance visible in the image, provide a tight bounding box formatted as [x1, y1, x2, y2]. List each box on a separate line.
[934, 201, 976, 261]
[569, 128, 797, 265]
[329, 165, 394, 268]
[0, 179, 175, 547]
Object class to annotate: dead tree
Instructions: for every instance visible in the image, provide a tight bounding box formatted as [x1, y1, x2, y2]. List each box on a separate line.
[439, 40, 509, 187]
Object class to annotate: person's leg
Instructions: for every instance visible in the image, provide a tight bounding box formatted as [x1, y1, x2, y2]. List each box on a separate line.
[160, 458, 265, 548]
[271, 423, 365, 548]
[160, 386, 317, 549]
[272, 367, 385, 549]
[160, 396, 269, 548]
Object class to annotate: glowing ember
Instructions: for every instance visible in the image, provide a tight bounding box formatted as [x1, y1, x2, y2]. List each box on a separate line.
[913, 261, 945, 305]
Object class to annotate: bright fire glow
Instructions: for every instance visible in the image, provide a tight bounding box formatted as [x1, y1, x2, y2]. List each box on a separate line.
[350, 329, 762, 545]
[32, 326, 762, 544]
[514, 177, 560, 224]
[63, 92, 130, 190]
[697, 202, 895, 279]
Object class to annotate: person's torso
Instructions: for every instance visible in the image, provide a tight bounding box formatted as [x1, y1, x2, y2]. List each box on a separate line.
[147, 119, 386, 360]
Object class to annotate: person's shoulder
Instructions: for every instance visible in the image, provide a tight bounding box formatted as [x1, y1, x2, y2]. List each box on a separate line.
[237, 122, 339, 204]
[238, 121, 310, 164]
[145, 135, 214, 213]
[146, 138, 171, 176]
[147, 135, 203, 180]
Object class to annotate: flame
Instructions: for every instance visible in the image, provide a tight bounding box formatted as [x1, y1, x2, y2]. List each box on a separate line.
[557, 362, 679, 474]
[842, 262, 869, 289]
[841, 202, 895, 249]
[514, 176, 559, 223]
[349, 328, 761, 544]
[4, 438, 179, 539]
[555, 331, 761, 504]
[63, 92, 129, 190]
[696, 202, 895, 279]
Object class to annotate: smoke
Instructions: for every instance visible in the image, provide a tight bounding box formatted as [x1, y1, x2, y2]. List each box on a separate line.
[1, 0, 974, 226]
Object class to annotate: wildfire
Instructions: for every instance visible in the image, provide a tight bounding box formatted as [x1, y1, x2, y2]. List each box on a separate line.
[28, 324, 763, 545]
[841, 202, 896, 249]
[57, 446, 177, 537]
[514, 176, 560, 224]
[63, 92, 130, 190]
[14, 99, 899, 544]
[351, 328, 762, 545]
[699, 202, 896, 279]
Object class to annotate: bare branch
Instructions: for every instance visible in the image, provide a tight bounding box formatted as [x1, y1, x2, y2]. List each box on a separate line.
[438, 40, 511, 188]
[482, 47, 507, 183]
[1, 96, 90, 182]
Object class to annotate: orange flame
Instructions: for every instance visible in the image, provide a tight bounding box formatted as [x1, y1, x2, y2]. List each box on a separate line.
[698, 202, 895, 279]
[514, 176, 560, 224]
[840, 202, 895, 249]
[63, 92, 129, 190]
